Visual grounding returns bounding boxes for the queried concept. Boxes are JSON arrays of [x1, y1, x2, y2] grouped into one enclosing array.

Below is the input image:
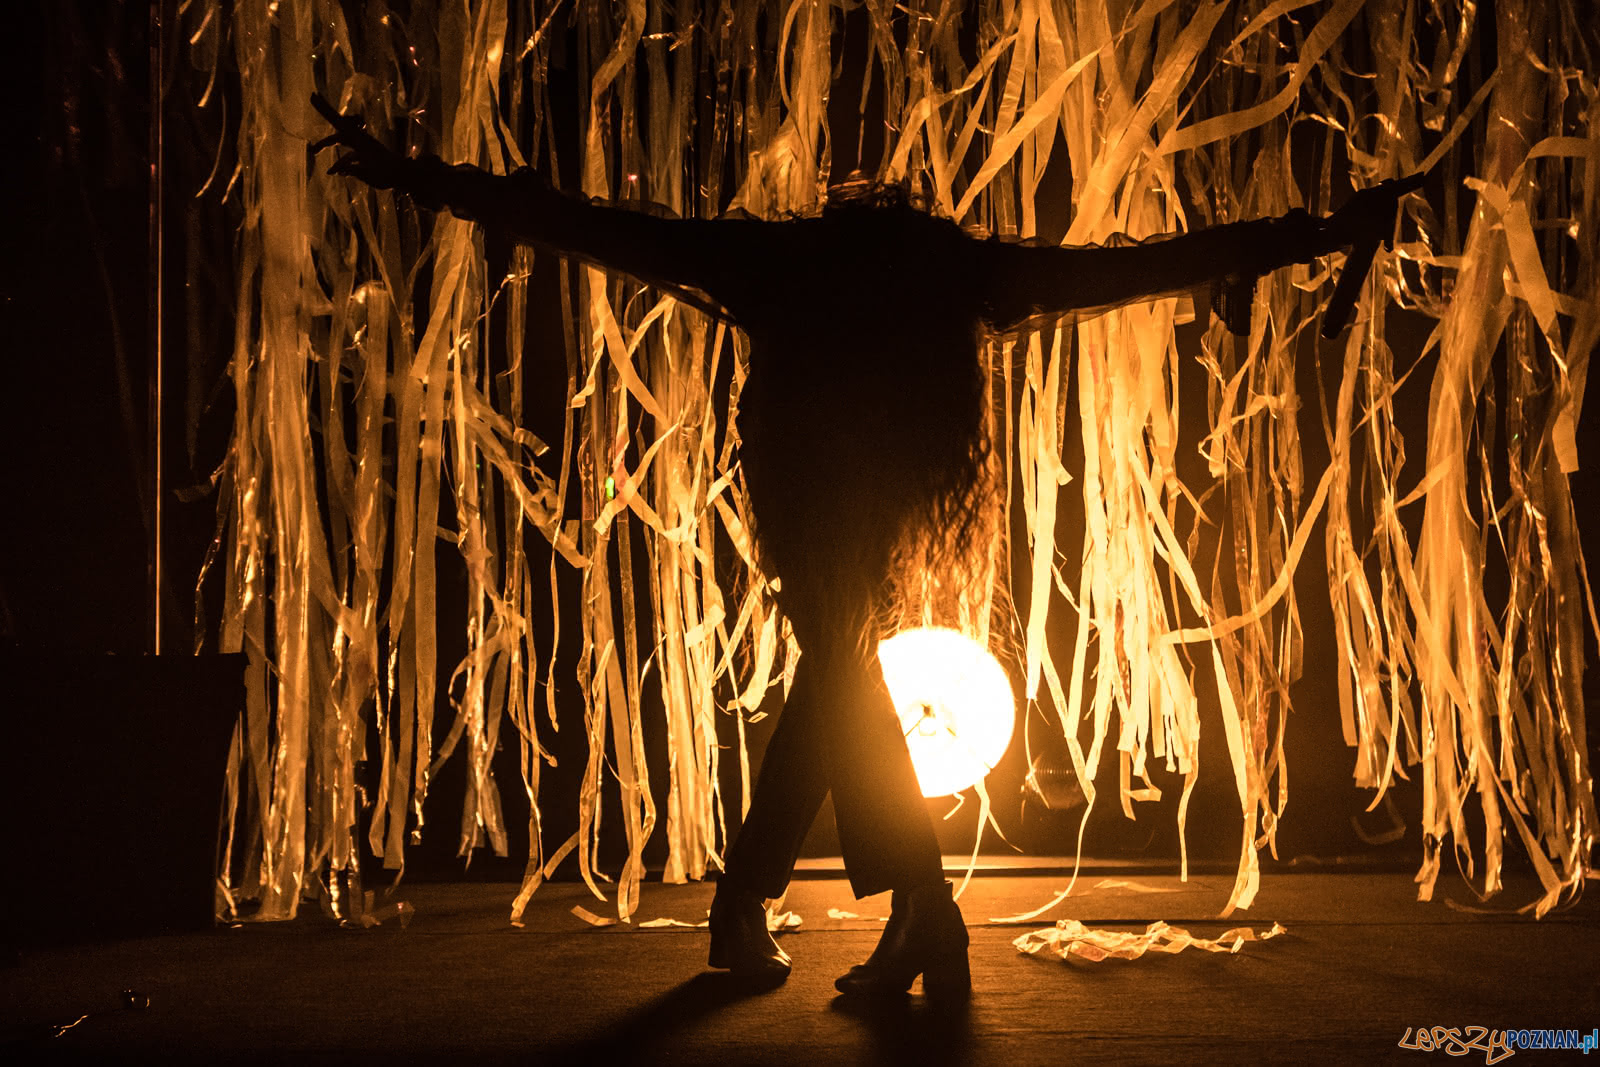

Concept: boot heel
[[921, 949, 971, 1003], [707, 888, 791, 984]]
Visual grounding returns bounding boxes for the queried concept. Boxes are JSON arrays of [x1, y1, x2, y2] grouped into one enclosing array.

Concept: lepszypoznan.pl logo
[[1398, 1027, 1599, 1063]]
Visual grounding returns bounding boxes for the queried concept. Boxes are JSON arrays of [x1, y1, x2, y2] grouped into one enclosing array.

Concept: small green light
[[605, 475, 616, 500]]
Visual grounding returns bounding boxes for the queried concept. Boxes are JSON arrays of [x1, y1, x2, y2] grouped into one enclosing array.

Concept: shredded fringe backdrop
[[186, 0, 1597, 923]]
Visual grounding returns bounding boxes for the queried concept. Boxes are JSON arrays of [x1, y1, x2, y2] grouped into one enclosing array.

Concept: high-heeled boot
[[834, 881, 970, 1000], [708, 884, 792, 986]]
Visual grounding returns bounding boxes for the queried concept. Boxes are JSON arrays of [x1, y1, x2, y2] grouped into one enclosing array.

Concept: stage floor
[[4, 870, 1596, 1064]]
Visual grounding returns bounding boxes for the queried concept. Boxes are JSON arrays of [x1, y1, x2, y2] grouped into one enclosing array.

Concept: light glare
[[878, 628, 1016, 798]]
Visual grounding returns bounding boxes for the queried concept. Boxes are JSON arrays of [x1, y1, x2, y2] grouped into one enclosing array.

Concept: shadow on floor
[[546, 969, 977, 1066], [830, 991, 975, 1065], [545, 971, 781, 1064]]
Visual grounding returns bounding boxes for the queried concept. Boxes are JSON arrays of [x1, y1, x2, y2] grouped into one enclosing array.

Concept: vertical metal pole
[[148, 0, 164, 655]]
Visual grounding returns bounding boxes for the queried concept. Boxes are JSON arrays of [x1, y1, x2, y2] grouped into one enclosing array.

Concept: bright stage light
[[877, 628, 1016, 798]]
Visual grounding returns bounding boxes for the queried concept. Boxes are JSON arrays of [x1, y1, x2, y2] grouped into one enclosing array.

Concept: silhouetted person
[[313, 93, 1415, 1001]]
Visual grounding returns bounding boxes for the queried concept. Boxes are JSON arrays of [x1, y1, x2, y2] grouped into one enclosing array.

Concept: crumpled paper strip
[[1014, 920, 1286, 962]]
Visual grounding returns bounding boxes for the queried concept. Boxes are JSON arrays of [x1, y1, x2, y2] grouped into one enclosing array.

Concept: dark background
[[3, 1, 1595, 920]]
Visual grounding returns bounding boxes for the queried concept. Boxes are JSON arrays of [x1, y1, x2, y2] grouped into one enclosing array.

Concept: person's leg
[[720, 660, 831, 897], [824, 646, 970, 1002], [822, 649, 943, 899], [711, 608, 968, 999], [709, 655, 831, 984], [723, 639, 944, 899]]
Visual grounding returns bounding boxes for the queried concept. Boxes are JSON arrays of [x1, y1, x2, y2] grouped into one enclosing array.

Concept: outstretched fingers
[[309, 91, 346, 129], [309, 93, 363, 150], [308, 93, 404, 189], [1370, 173, 1426, 249], [1328, 172, 1425, 252], [1391, 171, 1428, 197]]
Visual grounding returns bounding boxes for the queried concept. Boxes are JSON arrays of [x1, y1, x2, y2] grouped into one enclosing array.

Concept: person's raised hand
[[1325, 172, 1426, 252], [310, 93, 408, 190], [1317, 173, 1426, 338]]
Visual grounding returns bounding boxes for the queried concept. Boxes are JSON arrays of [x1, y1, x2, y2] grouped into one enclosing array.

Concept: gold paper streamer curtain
[[190, 0, 1596, 921]]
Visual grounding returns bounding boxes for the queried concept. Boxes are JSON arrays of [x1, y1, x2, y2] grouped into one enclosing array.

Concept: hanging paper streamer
[[187, 0, 1595, 924]]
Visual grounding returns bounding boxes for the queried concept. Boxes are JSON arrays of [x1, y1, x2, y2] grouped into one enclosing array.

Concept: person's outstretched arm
[[311, 95, 767, 320], [971, 176, 1422, 333]]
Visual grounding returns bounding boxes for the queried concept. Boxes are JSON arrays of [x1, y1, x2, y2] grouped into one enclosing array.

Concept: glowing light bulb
[[877, 628, 1015, 798]]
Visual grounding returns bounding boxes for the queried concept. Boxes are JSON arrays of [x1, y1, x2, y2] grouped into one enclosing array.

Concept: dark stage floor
[[4, 869, 1596, 1064]]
